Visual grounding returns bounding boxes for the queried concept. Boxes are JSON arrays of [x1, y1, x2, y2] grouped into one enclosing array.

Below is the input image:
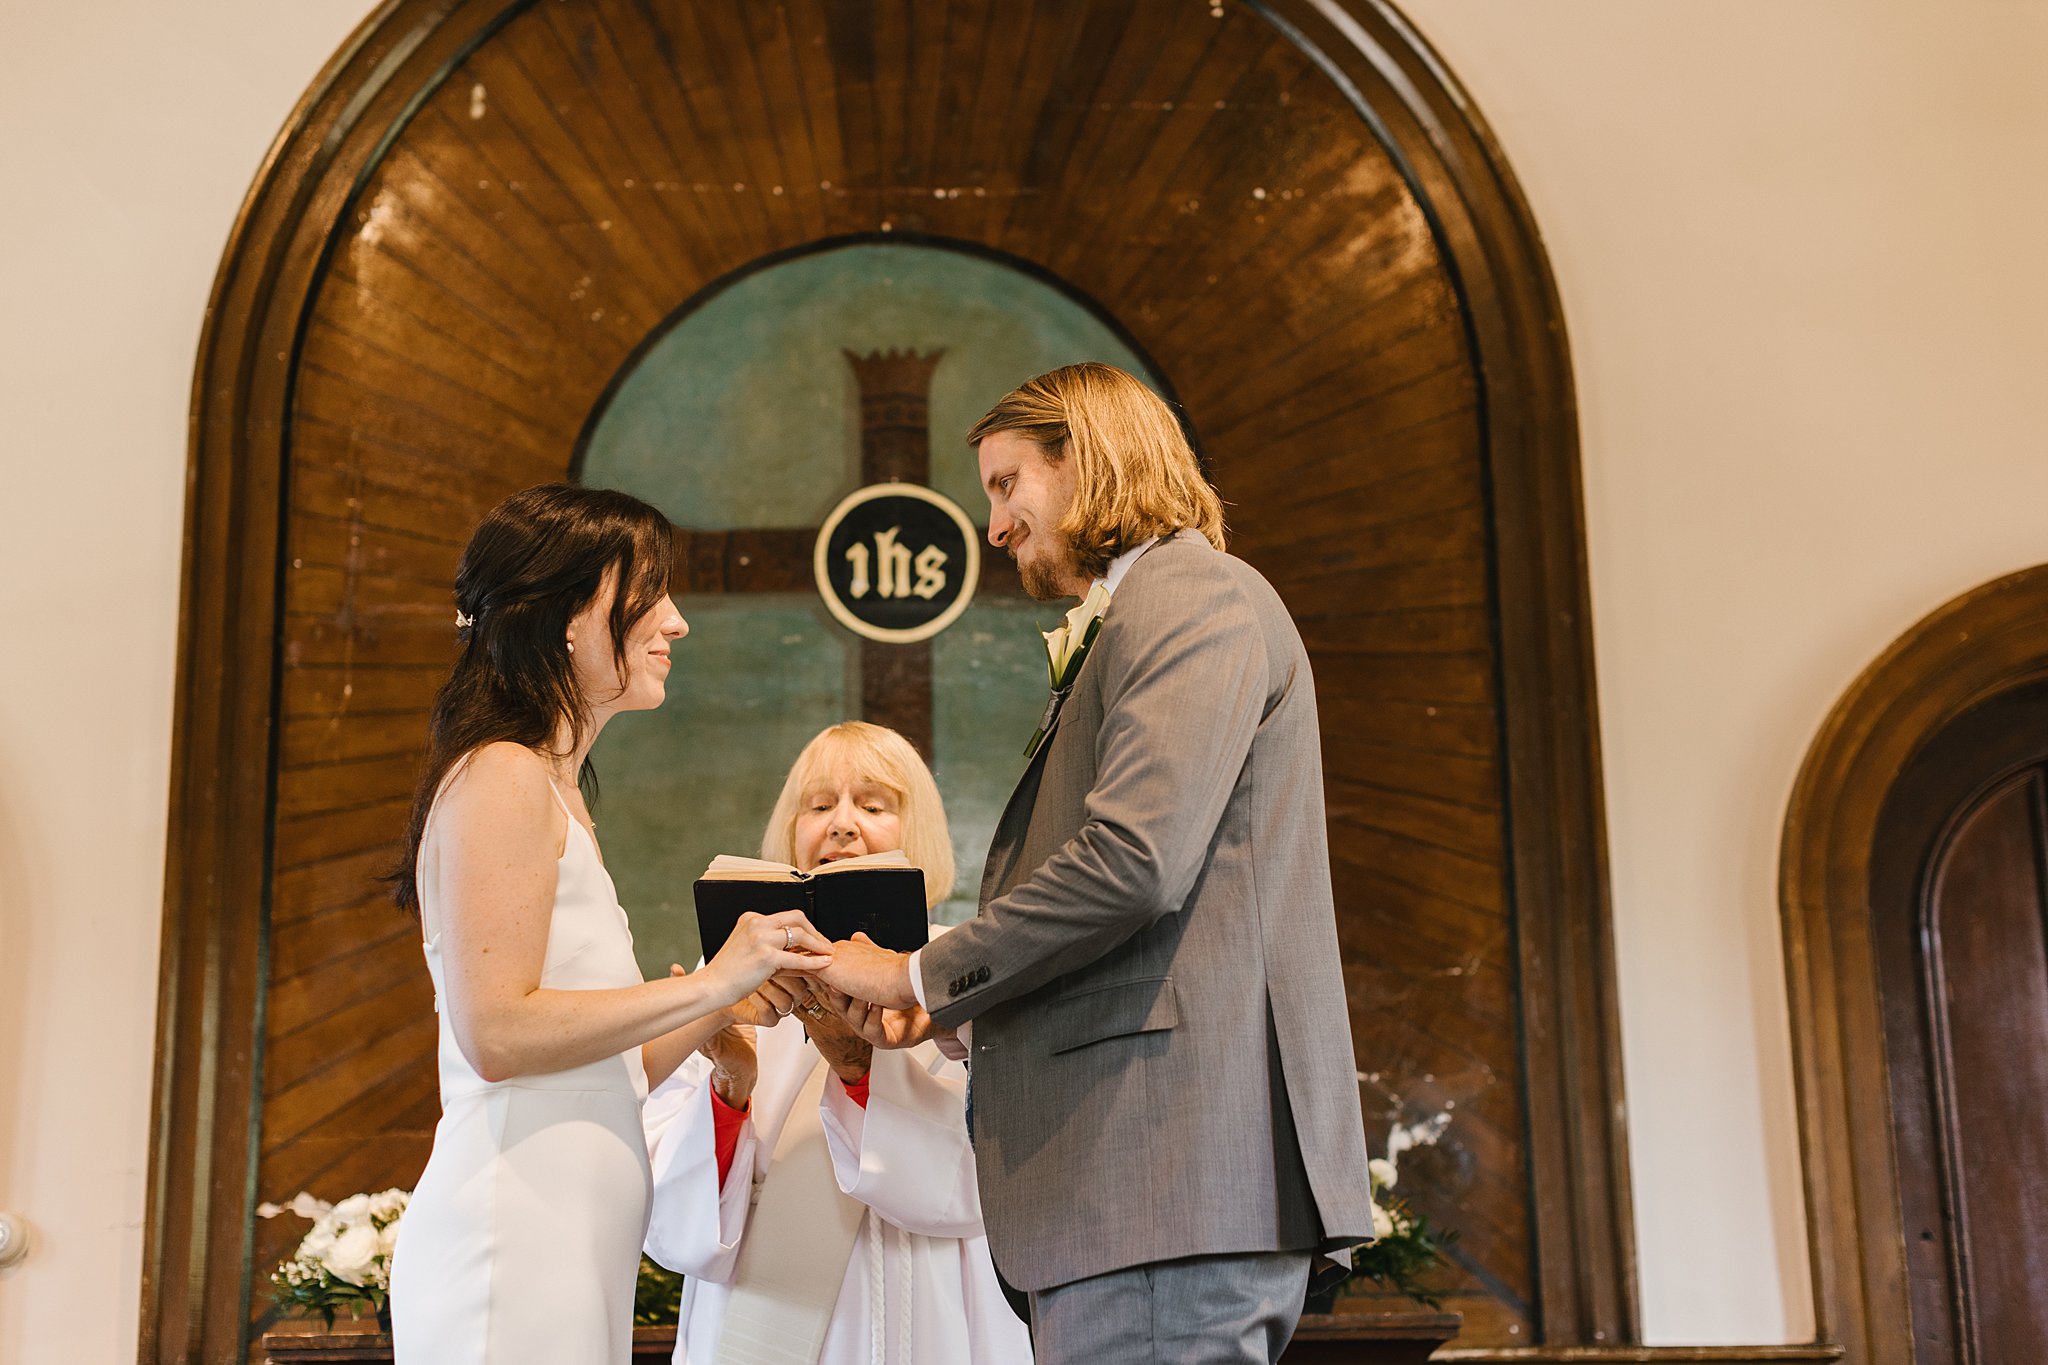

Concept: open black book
[[693, 850, 929, 957]]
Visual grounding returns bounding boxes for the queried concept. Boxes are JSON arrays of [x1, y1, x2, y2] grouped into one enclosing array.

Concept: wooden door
[[1872, 680, 2048, 1363]]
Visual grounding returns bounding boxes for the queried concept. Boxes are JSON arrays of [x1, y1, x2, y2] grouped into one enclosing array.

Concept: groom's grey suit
[[918, 530, 1372, 1309]]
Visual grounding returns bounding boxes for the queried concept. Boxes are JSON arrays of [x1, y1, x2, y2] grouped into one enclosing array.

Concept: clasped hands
[[690, 919, 947, 1108], [768, 929, 941, 1052]]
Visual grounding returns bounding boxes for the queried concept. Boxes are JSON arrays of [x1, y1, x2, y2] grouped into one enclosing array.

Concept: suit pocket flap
[[1045, 977, 1179, 1055]]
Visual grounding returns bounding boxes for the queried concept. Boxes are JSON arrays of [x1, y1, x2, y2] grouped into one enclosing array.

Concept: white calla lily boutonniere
[[1026, 582, 1114, 758]]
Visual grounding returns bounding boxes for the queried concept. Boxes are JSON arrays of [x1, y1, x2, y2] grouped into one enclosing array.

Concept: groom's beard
[[1018, 553, 1067, 601]]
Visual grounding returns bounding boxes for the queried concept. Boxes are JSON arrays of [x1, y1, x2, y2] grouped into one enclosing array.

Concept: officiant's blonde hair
[[761, 722, 955, 909], [967, 362, 1226, 580]]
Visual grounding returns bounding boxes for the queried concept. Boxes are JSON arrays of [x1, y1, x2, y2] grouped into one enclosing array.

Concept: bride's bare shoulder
[[438, 743, 555, 824]]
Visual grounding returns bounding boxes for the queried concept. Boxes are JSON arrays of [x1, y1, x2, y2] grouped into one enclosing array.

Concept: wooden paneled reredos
[[152, 2, 1622, 1359]]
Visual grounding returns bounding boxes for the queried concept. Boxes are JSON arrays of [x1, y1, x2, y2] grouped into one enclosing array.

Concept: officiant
[[642, 722, 1033, 1365]]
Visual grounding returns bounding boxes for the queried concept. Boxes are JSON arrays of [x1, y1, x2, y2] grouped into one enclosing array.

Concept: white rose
[[1371, 1201, 1395, 1240], [332, 1192, 373, 1222], [299, 1220, 337, 1263], [323, 1223, 381, 1287], [1368, 1157, 1398, 1192], [376, 1219, 402, 1265]]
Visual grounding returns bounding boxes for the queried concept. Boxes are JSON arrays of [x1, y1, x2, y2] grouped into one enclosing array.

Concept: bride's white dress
[[390, 782, 651, 1364]]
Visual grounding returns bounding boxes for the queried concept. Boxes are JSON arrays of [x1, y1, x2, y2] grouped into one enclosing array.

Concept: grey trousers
[[1027, 1250, 1313, 1365]]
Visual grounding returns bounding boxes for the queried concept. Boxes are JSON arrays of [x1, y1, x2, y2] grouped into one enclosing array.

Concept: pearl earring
[[566, 639, 575, 654]]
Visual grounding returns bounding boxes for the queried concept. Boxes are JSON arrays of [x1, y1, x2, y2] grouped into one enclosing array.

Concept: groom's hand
[[812, 931, 919, 1010], [816, 985, 942, 1051]]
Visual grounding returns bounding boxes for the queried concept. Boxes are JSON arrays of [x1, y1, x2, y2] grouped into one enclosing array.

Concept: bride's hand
[[725, 989, 785, 1029], [673, 964, 784, 1031], [698, 910, 833, 1008]]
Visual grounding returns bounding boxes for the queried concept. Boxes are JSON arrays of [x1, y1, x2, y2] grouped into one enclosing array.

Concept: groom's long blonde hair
[[967, 362, 1226, 580]]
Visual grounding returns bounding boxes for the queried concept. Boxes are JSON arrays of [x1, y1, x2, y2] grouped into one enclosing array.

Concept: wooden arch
[[1780, 565, 2048, 1365], [145, 2, 1628, 1358]]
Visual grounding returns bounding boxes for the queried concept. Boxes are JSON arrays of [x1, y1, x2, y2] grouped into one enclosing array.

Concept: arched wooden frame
[[1780, 565, 2048, 1365], [143, 2, 1631, 1359]]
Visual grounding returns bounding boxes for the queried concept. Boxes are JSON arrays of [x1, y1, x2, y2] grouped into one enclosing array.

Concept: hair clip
[[455, 610, 476, 629]]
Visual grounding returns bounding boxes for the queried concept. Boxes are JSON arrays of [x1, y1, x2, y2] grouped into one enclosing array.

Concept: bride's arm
[[431, 743, 831, 1082]]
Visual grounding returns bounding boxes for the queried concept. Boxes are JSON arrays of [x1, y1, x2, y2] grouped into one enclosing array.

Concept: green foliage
[[1350, 1197, 1458, 1310], [270, 1271, 388, 1331], [634, 1255, 685, 1326]]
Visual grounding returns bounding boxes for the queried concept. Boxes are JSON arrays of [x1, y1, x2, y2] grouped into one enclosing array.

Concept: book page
[[700, 854, 801, 879], [810, 849, 913, 875], [698, 849, 912, 879]]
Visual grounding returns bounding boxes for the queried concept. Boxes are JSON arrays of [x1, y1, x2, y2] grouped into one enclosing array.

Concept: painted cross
[[664, 348, 1023, 759]]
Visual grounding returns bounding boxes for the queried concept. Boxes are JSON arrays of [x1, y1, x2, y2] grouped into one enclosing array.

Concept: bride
[[387, 483, 834, 1364]]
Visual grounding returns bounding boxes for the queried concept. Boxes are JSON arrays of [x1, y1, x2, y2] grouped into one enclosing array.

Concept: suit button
[[949, 979, 963, 998], [976, 966, 990, 983]]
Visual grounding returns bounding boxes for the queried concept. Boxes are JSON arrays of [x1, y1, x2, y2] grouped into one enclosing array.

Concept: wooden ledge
[[259, 1326, 678, 1363], [1438, 1348, 1842, 1363], [259, 1319, 1841, 1364]]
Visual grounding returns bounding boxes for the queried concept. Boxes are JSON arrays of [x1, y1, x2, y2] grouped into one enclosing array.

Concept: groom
[[816, 363, 1371, 1363]]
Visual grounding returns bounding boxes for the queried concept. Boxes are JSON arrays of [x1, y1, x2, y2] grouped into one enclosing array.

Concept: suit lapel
[[978, 539, 1178, 908], [979, 707, 1063, 905]]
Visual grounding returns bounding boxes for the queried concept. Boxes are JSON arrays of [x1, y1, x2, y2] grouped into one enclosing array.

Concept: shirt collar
[[1093, 536, 1161, 598]]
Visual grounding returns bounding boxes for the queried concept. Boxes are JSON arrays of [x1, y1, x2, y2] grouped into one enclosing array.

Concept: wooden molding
[[1438, 1350, 1841, 1364], [142, 6, 538, 1361], [267, 1318, 1843, 1365], [1778, 564, 2048, 1364], [1259, 0, 1635, 1342], [252, 1325, 1841, 1365], [155, 0, 1635, 1353]]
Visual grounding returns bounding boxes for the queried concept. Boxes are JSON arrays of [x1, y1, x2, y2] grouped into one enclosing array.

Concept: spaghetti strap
[[547, 779, 602, 864], [544, 780, 576, 817]]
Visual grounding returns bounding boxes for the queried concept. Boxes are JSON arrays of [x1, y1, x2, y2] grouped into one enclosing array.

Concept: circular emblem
[[813, 482, 981, 643]]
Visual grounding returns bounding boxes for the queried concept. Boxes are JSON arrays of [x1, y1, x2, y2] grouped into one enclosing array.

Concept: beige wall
[[0, 2, 377, 1359], [4, 0, 2046, 1357], [1401, 0, 2048, 1343]]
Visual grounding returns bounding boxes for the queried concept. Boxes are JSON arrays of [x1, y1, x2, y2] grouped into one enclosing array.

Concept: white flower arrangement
[[1369, 1157, 1402, 1240], [1328, 1113, 1457, 1308], [258, 1188, 409, 1326]]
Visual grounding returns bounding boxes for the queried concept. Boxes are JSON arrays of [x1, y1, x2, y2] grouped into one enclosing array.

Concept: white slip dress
[[390, 781, 652, 1364]]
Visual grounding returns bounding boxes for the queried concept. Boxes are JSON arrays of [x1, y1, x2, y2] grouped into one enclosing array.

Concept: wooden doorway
[[1871, 680, 2048, 1362], [1782, 565, 2048, 1365]]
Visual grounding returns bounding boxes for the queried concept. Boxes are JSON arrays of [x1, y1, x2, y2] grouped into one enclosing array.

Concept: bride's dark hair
[[390, 483, 674, 915]]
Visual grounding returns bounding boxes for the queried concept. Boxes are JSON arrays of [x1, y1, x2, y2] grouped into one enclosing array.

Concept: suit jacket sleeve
[[922, 554, 1268, 1026]]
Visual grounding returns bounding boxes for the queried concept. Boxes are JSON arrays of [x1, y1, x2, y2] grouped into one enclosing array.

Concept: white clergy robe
[[643, 1011, 1034, 1365]]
